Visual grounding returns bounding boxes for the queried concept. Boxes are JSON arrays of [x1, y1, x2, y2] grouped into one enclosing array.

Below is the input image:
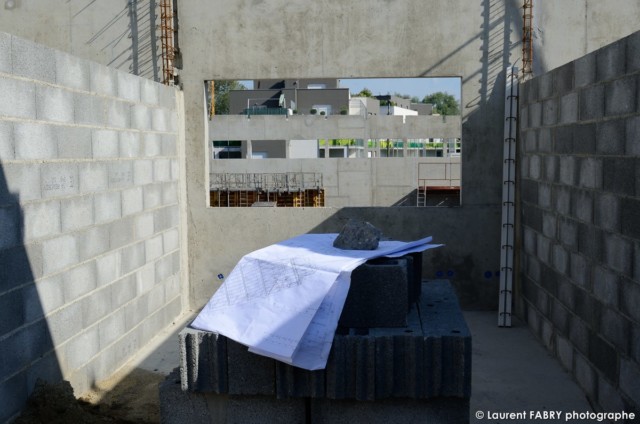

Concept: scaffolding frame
[[160, 0, 176, 85], [522, 0, 534, 79]]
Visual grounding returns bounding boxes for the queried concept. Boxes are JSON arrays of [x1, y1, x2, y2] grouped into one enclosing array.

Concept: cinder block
[[55, 50, 90, 91], [558, 217, 578, 249], [63, 329, 100, 372], [553, 126, 573, 154], [600, 308, 629, 354], [596, 38, 626, 81], [152, 108, 170, 131], [135, 212, 155, 239], [556, 276, 575, 310], [117, 71, 141, 102], [339, 257, 409, 328], [0, 121, 13, 161], [573, 123, 596, 154], [162, 182, 178, 205], [521, 179, 538, 204], [154, 158, 172, 182], [597, 119, 625, 154], [162, 134, 177, 156], [577, 223, 602, 260], [542, 212, 556, 238], [14, 122, 57, 160], [578, 157, 603, 189], [598, 373, 625, 412], [588, 333, 618, 384], [143, 133, 162, 157], [604, 233, 632, 276], [108, 216, 134, 249], [528, 154, 541, 180], [0, 289, 25, 339], [553, 244, 573, 276], [95, 251, 120, 287], [520, 156, 530, 179], [92, 129, 119, 158], [131, 104, 151, 130], [574, 51, 596, 88], [159, 84, 177, 109], [559, 92, 578, 124], [542, 98, 557, 126], [22, 200, 60, 242], [145, 234, 163, 262], [536, 235, 551, 264], [0, 32, 11, 74], [98, 308, 125, 349], [94, 191, 122, 224], [592, 265, 618, 308], [554, 62, 574, 95], [41, 163, 79, 199], [121, 186, 144, 216], [0, 76, 36, 120], [141, 78, 160, 105], [135, 262, 156, 295], [227, 339, 275, 395], [42, 234, 78, 275], [276, 361, 325, 399], [538, 127, 552, 152], [523, 227, 537, 255], [555, 334, 573, 372], [11, 35, 55, 83], [523, 129, 536, 152], [605, 76, 636, 117], [528, 101, 542, 128], [154, 205, 179, 233], [558, 156, 576, 186], [572, 189, 593, 223], [569, 252, 588, 287], [79, 162, 108, 193], [90, 62, 117, 96], [36, 85, 74, 123], [48, 300, 83, 345], [579, 84, 604, 121], [539, 72, 554, 99], [160, 368, 215, 424], [626, 115, 640, 155], [106, 99, 131, 128], [111, 274, 137, 308], [147, 280, 166, 312], [163, 228, 179, 253], [121, 241, 146, 275], [134, 159, 154, 185], [81, 286, 112, 329], [171, 159, 180, 180], [179, 327, 228, 393], [544, 155, 557, 182], [63, 261, 97, 301], [621, 198, 640, 241], [56, 127, 93, 159], [74, 93, 104, 126], [108, 161, 133, 189], [61, 195, 94, 231], [155, 253, 174, 281], [143, 183, 162, 210], [604, 157, 635, 196], [78, 225, 110, 262], [594, 193, 620, 232], [119, 131, 141, 158], [0, 368, 28, 424]]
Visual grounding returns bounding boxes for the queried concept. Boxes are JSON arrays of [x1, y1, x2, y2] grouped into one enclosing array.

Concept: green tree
[[212, 80, 246, 115], [410, 96, 420, 103], [354, 88, 373, 97], [422, 92, 460, 115]]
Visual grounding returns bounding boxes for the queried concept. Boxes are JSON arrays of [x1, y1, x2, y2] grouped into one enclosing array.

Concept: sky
[[338, 78, 461, 101], [238, 77, 461, 102]]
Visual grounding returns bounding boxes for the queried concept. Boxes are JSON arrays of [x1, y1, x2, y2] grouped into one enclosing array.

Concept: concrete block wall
[[0, 33, 183, 423], [519, 31, 640, 415]]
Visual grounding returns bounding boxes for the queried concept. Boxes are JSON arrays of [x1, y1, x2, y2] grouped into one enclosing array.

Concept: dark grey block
[[339, 257, 409, 328], [179, 327, 227, 393], [275, 361, 325, 399], [227, 339, 275, 396]]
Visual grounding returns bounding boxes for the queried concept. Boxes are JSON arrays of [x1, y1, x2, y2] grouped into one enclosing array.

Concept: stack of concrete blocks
[[0, 33, 183, 422], [519, 30, 640, 415], [160, 272, 471, 424]]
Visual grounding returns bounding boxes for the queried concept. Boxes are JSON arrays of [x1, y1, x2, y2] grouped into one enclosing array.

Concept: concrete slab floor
[[466, 311, 593, 424], [90, 310, 592, 423]]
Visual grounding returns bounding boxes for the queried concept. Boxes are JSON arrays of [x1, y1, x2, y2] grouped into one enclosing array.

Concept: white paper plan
[[190, 233, 441, 370]]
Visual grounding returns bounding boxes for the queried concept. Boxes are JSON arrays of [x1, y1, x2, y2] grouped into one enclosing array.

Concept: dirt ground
[[15, 367, 166, 424]]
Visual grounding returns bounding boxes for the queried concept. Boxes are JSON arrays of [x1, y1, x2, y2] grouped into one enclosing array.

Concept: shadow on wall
[[82, 0, 161, 81], [0, 163, 62, 423]]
